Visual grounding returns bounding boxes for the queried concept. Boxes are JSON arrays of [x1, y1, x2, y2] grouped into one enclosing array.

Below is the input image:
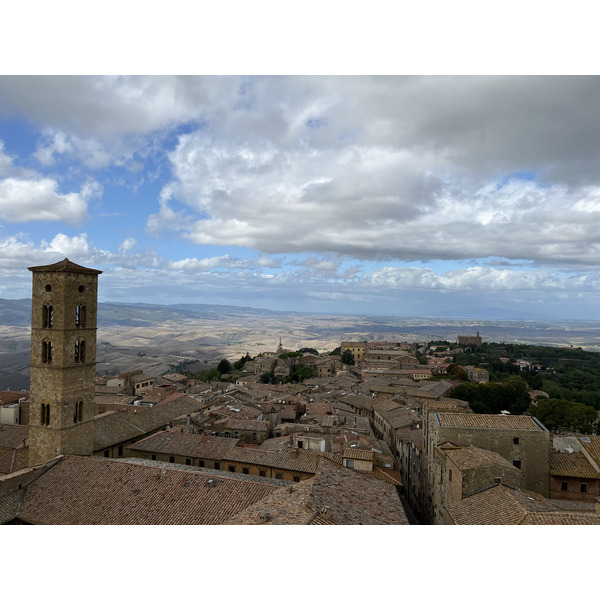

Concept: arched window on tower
[[43, 304, 54, 328], [41, 403, 50, 426], [74, 400, 83, 423], [75, 339, 86, 363], [42, 341, 53, 364], [76, 304, 86, 328]]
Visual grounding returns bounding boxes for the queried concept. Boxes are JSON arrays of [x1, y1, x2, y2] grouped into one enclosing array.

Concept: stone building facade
[[426, 412, 550, 499], [27, 259, 102, 465]]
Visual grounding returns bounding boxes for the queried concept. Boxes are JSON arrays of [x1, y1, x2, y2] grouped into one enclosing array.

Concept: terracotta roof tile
[[550, 451, 600, 479], [226, 458, 409, 525], [445, 446, 516, 472], [446, 485, 558, 525], [0, 424, 29, 449], [436, 413, 546, 431], [17, 455, 282, 525]]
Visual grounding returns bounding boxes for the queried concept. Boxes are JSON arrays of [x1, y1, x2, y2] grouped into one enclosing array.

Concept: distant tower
[[277, 337, 283, 354], [28, 258, 102, 465]]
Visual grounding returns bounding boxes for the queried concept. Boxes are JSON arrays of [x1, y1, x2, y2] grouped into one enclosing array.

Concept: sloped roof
[[16, 455, 283, 525], [444, 446, 516, 472], [521, 512, 600, 525], [0, 424, 29, 449], [225, 457, 409, 525], [0, 488, 25, 524], [28, 258, 102, 274], [93, 395, 202, 450], [436, 413, 546, 431], [128, 431, 240, 458], [446, 485, 558, 525], [549, 451, 600, 479]]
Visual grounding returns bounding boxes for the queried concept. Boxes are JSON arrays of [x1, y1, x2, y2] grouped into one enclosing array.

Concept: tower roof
[[28, 258, 102, 275]]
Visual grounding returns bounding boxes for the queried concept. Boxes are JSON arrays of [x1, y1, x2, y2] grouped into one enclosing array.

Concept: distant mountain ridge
[[430, 306, 552, 320]]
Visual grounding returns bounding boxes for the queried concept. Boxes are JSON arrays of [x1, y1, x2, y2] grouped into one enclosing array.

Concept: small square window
[[513, 437, 519, 445], [243, 467, 249, 475], [275, 472, 283, 479], [561, 481, 568, 491], [104, 450, 109, 457], [169, 456, 175, 463], [581, 483, 588, 493], [151, 454, 157, 461], [198, 460, 205, 468], [293, 476, 300, 482], [185, 458, 191, 465], [229, 465, 236, 472], [214, 462, 220, 470], [259, 470, 266, 477], [513, 460, 521, 469], [118, 445, 124, 457]]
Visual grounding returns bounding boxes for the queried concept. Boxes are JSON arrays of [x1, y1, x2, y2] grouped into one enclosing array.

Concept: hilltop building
[[457, 332, 482, 348]]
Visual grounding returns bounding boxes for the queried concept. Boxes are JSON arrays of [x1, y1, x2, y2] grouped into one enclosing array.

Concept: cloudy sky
[[1, 75, 600, 318]]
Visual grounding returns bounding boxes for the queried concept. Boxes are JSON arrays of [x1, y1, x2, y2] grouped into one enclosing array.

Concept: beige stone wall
[[429, 424, 550, 497], [28, 266, 99, 465]]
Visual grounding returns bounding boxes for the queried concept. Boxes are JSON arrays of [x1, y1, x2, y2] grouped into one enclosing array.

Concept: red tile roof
[[16, 455, 283, 525]]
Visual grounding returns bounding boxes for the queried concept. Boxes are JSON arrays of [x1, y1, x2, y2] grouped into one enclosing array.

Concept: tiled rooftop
[[521, 512, 600, 525], [226, 457, 409, 525], [128, 431, 240, 458], [0, 424, 29, 449], [444, 446, 516, 471], [446, 485, 558, 525], [0, 446, 29, 475], [436, 413, 546, 431], [224, 418, 270, 431], [549, 451, 600, 479], [16, 455, 283, 525], [93, 395, 202, 450], [579, 435, 600, 466]]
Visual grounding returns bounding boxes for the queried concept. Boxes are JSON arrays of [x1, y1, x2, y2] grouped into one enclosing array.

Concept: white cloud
[[0, 177, 100, 226], [118, 238, 137, 254]]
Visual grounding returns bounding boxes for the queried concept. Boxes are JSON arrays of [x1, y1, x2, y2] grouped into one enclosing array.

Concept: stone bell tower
[[28, 258, 102, 465]]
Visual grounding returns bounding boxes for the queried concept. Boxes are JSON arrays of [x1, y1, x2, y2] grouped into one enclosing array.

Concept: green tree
[[298, 347, 319, 355], [293, 365, 315, 382], [529, 397, 597, 434], [341, 349, 355, 365], [217, 359, 232, 374]]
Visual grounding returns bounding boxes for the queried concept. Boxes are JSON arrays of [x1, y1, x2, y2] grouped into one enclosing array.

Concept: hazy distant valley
[[2, 298, 600, 391]]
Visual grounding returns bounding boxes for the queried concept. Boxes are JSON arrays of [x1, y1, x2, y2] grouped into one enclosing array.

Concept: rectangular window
[[513, 460, 521, 470], [449, 469, 453, 482], [513, 437, 520, 445], [293, 476, 300, 482], [581, 483, 588, 493], [346, 459, 354, 469], [169, 456, 175, 463], [214, 462, 220, 470], [259, 470, 266, 477], [185, 458, 191, 465], [561, 481, 568, 491], [198, 460, 205, 468], [229, 465, 236, 472], [104, 450, 109, 457], [118, 445, 123, 457], [151, 454, 157, 461], [242, 467, 249, 475], [275, 472, 283, 479]]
